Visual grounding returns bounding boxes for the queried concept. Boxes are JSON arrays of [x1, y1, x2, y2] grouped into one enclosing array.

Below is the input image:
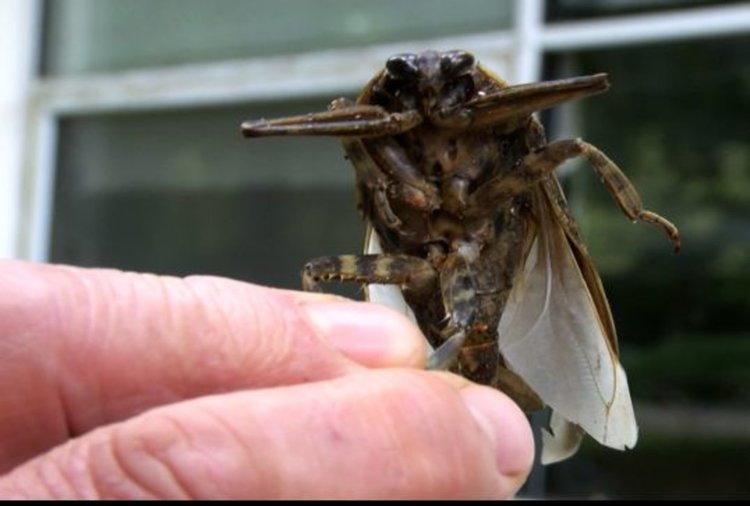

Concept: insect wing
[[496, 191, 638, 460], [541, 411, 585, 465]]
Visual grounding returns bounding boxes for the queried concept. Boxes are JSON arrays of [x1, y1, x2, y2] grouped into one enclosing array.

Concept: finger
[[0, 369, 534, 499], [0, 260, 426, 472]]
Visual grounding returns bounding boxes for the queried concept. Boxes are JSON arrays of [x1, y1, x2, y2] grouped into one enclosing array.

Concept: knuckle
[[84, 417, 197, 498]]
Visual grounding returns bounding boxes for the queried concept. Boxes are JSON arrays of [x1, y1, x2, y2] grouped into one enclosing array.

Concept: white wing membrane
[[541, 411, 585, 465], [364, 202, 637, 460], [497, 195, 638, 454]]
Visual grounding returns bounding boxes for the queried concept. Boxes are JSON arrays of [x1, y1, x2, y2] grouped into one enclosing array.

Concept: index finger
[[0, 260, 426, 472]]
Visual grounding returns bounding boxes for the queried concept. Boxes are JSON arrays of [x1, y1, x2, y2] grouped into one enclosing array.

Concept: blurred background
[[1, 0, 748, 499]]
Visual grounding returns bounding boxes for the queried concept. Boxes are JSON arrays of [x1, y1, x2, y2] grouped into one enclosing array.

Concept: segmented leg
[[361, 136, 440, 210], [342, 136, 404, 227], [435, 74, 609, 130], [578, 140, 681, 251], [343, 135, 438, 230], [426, 251, 478, 370], [302, 254, 437, 298], [322, 97, 438, 229], [241, 102, 422, 138], [466, 138, 585, 216], [467, 138, 681, 251]]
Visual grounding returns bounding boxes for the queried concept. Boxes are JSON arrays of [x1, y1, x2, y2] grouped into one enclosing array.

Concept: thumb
[[0, 369, 534, 499]]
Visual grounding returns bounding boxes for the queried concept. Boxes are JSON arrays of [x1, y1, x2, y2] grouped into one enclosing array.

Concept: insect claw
[[426, 330, 466, 370], [301, 270, 322, 292]]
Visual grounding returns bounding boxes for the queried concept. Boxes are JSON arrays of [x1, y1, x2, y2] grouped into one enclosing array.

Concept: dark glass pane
[[546, 0, 746, 22], [541, 35, 749, 499], [43, 0, 513, 76], [546, 36, 749, 343], [51, 101, 366, 294]]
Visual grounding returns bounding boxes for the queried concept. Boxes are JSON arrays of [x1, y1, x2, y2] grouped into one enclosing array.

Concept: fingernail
[[301, 301, 426, 368], [460, 385, 535, 479]]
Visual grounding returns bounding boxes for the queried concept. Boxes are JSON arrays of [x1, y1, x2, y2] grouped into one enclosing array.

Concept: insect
[[241, 50, 680, 463]]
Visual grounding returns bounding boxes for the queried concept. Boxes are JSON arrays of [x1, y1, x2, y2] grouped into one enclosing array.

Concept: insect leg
[[555, 139, 681, 251], [302, 254, 437, 296], [344, 136, 439, 221], [435, 74, 609, 130], [465, 140, 582, 217], [358, 136, 442, 211], [427, 253, 476, 370], [241, 104, 422, 138], [467, 138, 681, 251], [523, 139, 680, 252], [426, 330, 467, 370]]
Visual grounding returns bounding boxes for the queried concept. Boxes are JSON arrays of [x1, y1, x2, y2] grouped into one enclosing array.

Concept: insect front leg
[[241, 100, 422, 138], [302, 254, 437, 298], [435, 74, 609, 130]]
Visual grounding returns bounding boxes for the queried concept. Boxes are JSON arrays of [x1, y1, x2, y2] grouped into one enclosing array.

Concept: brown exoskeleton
[[242, 50, 680, 463]]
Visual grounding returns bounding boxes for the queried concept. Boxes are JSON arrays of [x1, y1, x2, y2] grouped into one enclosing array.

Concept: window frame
[[4, 0, 749, 262]]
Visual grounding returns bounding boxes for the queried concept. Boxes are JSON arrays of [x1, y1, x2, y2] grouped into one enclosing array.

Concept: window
[[20, 0, 516, 284], [5, 0, 749, 498], [543, 34, 750, 499]]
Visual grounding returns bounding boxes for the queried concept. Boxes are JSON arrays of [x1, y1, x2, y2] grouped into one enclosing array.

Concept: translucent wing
[[497, 190, 638, 464], [362, 226, 421, 329], [541, 411, 585, 465]]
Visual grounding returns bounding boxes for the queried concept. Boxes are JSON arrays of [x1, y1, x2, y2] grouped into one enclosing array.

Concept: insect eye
[[386, 54, 420, 80], [440, 50, 475, 77]]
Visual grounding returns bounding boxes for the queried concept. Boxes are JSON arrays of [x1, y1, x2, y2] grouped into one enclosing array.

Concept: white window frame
[[3, 0, 749, 261]]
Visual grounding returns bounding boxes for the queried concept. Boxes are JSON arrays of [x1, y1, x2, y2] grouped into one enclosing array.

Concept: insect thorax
[[355, 93, 538, 363]]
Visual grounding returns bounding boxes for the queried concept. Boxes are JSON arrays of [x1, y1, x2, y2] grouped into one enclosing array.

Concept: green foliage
[[622, 334, 750, 406], [550, 435, 750, 499], [559, 36, 750, 341]]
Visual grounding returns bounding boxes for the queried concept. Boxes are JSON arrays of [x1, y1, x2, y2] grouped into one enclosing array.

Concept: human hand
[[0, 260, 533, 499]]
